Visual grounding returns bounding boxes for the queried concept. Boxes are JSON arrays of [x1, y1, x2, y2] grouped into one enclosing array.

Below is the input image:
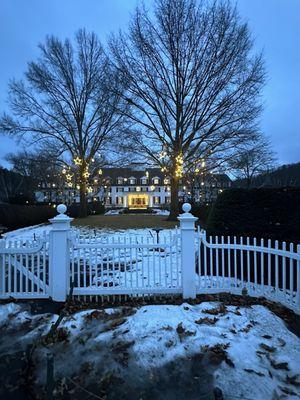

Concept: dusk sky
[[0, 0, 299, 167]]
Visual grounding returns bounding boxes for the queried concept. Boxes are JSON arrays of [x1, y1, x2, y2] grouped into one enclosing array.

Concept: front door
[[128, 194, 149, 209]]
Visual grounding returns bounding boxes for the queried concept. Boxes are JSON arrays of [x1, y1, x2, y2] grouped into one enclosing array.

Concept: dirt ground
[[72, 214, 178, 230]]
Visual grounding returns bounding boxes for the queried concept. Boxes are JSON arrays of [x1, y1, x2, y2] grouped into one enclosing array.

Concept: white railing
[[0, 238, 49, 299], [196, 228, 300, 312], [0, 203, 299, 314]]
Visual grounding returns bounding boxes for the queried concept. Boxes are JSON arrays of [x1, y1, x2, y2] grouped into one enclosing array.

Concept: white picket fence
[[0, 203, 299, 313], [195, 229, 300, 311]]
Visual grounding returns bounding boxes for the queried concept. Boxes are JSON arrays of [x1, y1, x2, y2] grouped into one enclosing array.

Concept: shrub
[[206, 188, 300, 243], [190, 204, 212, 226]]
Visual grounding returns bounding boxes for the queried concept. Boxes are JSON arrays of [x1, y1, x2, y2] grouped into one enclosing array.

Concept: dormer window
[[129, 176, 136, 184], [117, 177, 123, 185], [141, 176, 148, 185], [152, 177, 160, 185]]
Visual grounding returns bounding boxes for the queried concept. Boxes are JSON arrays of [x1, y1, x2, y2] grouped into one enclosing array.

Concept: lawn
[[72, 214, 178, 230]]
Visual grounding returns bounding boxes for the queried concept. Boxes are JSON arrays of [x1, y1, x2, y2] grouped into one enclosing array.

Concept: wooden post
[[49, 204, 73, 302], [178, 203, 198, 299]]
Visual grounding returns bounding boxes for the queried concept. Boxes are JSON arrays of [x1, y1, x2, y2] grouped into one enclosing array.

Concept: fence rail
[[0, 203, 299, 314]]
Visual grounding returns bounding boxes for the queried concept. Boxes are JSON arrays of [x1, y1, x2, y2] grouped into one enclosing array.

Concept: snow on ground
[[104, 209, 170, 216], [3, 223, 174, 241], [3, 223, 52, 241], [0, 301, 299, 399]]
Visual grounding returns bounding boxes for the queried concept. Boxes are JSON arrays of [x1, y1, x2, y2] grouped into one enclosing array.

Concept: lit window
[[152, 177, 160, 185], [117, 177, 123, 185]]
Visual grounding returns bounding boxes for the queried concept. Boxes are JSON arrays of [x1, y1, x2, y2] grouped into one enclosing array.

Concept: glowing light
[[62, 168, 66, 174], [74, 157, 82, 165], [150, 185, 155, 191], [83, 170, 90, 179], [98, 169, 103, 175]]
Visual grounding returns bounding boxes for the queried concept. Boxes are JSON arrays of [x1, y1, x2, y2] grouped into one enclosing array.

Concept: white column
[[49, 204, 73, 302], [178, 203, 198, 299], [149, 195, 153, 207]]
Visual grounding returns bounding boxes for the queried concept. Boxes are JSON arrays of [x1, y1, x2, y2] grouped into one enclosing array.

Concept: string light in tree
[[73, 156, 82, 166], [175, 153, 184, 178]]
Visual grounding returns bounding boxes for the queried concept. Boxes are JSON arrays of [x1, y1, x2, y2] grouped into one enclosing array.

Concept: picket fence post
[[178, 203, 198, 299], [49, 204, 73, 302]]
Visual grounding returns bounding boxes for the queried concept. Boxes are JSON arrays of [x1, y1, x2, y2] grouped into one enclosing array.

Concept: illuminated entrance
[[128, 194, 149, 209]]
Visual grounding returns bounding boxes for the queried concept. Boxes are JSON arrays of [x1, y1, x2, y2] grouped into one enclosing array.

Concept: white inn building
[[35, 167, 232, 209]]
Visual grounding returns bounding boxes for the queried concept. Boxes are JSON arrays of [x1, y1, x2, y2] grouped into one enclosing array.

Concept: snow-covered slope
[[0, 301, 299, 399]]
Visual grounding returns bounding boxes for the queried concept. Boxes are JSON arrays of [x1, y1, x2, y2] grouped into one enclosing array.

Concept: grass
[[72, 214, 178, 230]]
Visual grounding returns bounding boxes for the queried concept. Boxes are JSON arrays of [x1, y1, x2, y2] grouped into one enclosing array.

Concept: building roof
[[101, 168, 164, 185], [101, 168, 231, 186]]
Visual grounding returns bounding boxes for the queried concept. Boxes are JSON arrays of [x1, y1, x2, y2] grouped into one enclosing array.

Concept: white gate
[[0, 238, 49, 299], [70, 231, 182, 296]]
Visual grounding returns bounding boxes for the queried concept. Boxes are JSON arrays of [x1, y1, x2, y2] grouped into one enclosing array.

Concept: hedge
[[0, 204, 57, 231], [67, 202, 105, 218], [0, 201, 106, 232], [206, 188, 300, 243]]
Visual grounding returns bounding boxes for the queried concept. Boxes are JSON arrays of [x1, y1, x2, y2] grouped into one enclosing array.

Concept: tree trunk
[[79, 178, 87, 218], [168, 176, 180, 221]]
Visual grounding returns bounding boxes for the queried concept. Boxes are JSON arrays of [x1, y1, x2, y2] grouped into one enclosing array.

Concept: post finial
[[57, 204, 67, 215], [182, 203, 191, 213]]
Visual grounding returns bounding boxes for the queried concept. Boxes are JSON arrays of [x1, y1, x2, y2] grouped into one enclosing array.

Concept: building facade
[[35, 167, 232, 209]]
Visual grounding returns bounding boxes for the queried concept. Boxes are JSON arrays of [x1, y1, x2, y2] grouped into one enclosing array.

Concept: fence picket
[[290, 243, 294, 304], [282, 242, 287, 298], [275, 240, 279, 292], [261, 239, 264, 295]]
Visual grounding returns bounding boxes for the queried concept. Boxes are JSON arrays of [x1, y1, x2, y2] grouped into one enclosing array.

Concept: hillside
[[234, 162, 300, 188]]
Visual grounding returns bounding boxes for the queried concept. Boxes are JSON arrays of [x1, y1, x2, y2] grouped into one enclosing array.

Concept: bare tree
[[0, 29, 127, 217], [0, 167, 34, 203], [229, 135, 277, 188], [110, 0, 265, 219]]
